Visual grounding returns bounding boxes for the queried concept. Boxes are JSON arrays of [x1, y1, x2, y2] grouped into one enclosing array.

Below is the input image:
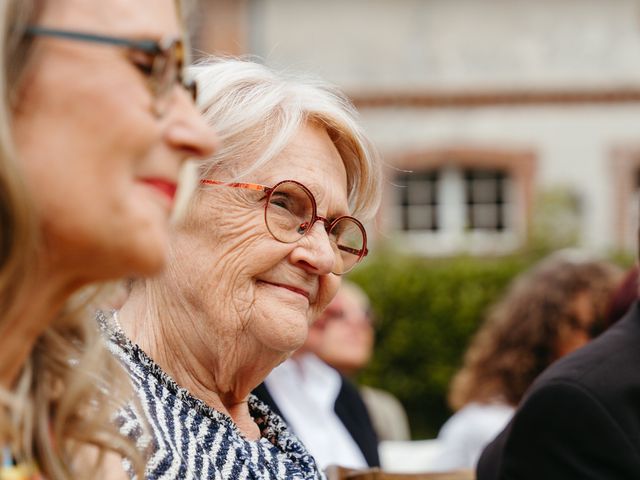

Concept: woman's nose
[[290, 221, 336, 275], [164, 88, 218, 160]]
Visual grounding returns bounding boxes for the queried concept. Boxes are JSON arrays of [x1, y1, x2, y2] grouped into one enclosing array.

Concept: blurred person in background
[[311, 281, 411, 443], [254, 281, 398, 470], [604, 264, 639, 328], [0, 0, 216, 478], [477, 254, 640, 479], [430, 253, 622, 472], [101, 57, 381, 479]]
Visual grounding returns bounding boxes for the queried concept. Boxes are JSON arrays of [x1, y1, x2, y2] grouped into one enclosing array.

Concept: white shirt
[[429, 402, 515, 471], [264, 353, 369, 469]]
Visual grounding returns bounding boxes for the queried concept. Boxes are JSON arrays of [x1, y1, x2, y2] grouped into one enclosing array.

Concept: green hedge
[[348, 252, 537, 439]]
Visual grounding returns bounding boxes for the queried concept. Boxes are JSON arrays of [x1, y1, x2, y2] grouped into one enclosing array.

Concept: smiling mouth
[[141, 178, 178, 202], [259, 280, 311, 300]]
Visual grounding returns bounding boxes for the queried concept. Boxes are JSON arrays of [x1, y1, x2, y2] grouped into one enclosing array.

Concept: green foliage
[[348, 252, 536, 439], [529, 187, 582, 254], [607, 249, 637, 270]]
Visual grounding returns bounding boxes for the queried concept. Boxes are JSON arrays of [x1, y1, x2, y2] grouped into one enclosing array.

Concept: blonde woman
[[0, 0, 216, 478]]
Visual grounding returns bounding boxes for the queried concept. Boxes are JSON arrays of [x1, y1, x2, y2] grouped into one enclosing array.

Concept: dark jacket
[[477, 302, 640, 480], [253, 375, 380, 467]]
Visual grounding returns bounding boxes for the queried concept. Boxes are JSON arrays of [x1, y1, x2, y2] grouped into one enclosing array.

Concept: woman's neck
[[0, 269, 76, 387], [118, 282, 279, 441]]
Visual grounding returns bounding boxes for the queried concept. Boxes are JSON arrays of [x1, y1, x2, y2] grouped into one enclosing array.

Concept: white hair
[[189, 57, 382, 220]]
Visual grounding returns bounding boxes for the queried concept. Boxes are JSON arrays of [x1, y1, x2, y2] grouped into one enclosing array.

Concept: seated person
[[311, 281, 411, 442], [102, 57, 381, 479], [254, 282, 382, 469], [477, 271, 640, 479], [604, 264, 639, 327], [430, 253, 621, 472]]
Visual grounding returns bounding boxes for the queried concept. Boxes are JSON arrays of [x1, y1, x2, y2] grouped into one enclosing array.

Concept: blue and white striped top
[[99, 311, 324, 480]]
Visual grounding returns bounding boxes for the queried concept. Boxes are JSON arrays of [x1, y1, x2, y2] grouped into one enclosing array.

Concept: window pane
[[408, 205, 435, 230], [471, 178, 498, 203], [397, 171, 440, 231], [408, 180, 434, 204], [470, 204, 500, 230], [465, 169, 507, 231]]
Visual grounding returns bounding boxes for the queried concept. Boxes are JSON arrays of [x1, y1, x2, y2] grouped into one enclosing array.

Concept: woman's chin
[[104, 235, 168, 280], [254, 308, 310, 354], [123, 219, 172, 277]]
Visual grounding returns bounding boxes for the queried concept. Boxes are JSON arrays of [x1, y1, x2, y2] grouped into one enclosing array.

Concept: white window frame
[[392, 166, 520, 256]]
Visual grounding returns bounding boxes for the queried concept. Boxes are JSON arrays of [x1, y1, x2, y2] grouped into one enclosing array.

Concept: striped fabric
[[98, 311, 324, 480]]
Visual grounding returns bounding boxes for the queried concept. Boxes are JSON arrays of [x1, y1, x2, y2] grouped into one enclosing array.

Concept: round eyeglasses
[[201, 179, 369, 275], [24, 26, 196, 116]]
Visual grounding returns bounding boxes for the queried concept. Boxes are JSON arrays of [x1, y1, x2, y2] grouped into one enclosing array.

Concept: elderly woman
[[101, 58, 381, 478], [0, 0, 215, 478]]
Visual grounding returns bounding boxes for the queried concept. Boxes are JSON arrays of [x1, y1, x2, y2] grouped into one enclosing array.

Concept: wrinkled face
[[177, 122, 346, 354], [12, 0, 216, 281], [307, 288, 374, 374]]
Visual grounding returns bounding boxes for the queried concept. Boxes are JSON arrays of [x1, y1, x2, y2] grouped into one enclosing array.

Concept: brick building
[[193, 0, 640, 255]]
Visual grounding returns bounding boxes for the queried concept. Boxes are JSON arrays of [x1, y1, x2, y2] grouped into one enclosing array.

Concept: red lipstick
[[142, 179, 177, 201]]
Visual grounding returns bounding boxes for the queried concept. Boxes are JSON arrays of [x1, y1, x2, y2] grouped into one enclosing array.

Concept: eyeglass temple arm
[[25, 26, 161, 53], [200, 179, 269, 192], [337, 245, 368, 257]]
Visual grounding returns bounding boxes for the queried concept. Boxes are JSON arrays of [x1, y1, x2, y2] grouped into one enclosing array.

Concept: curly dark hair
[[448, 254, 622, 410]]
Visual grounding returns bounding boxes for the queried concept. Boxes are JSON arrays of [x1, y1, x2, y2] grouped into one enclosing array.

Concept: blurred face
[[307, 288, 374, 375], [555, 291, 594, 358], [12, 0, 217, 281], [175, 122, 345, 356]]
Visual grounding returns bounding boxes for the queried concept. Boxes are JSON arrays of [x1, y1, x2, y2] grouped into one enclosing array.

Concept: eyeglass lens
[[23, 27, 196, 114], [264, 181, 366, 274], [151, 40, 197, 114]]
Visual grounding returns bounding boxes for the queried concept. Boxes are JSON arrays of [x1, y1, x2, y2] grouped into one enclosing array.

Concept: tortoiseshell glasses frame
[[24, 26, 197, 115]]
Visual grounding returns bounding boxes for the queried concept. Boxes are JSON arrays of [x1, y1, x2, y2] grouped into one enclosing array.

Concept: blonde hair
[[0, 1, 142, 478], [190, 57, 382, 220]]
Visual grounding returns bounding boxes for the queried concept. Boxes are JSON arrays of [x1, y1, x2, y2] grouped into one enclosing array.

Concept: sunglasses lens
[[329, 217, 366, 274], [265, 181, 314, 243]]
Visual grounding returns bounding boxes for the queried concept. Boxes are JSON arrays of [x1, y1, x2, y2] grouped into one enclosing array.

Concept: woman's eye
[[134, 63, 153, 76], [129, 51, 155, 77], [269, 193, 295, 211]]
